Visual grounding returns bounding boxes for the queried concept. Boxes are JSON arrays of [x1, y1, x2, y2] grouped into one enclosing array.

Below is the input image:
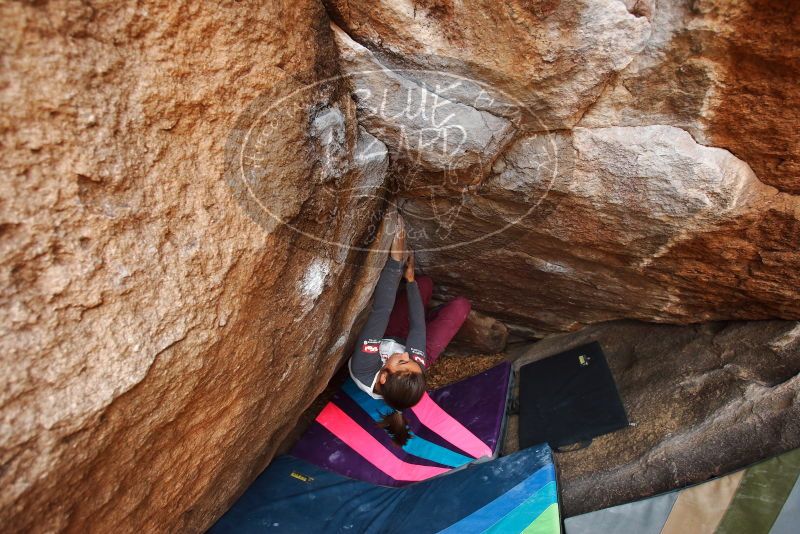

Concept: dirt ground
[[424, 351, 508, 389]]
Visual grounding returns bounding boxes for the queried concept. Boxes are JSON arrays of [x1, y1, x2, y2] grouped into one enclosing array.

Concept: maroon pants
[[383, 275, 471, 368]]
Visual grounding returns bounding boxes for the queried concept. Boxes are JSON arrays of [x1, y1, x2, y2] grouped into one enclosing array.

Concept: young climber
[[348, 215, 472, 446]]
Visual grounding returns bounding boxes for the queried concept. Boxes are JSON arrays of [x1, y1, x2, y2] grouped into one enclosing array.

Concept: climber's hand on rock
[[404, 250, 415, 282], [390, 215, 407, 262]]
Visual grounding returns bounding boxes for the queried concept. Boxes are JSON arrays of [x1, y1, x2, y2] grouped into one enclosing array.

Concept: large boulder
[[325, 0, 651, 129], [405, 125, 800, 333], [503, 319, 800, 516], [327, 0, 799, 193], [0, 1, 391, 532], [332, 24, 516, 178], [580, 0, 800, 194], [323, 0, 800, 332]]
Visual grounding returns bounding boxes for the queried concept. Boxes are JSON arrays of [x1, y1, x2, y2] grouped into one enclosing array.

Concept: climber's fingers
[[390, 215, 407, 261], [404, 250, 415, 281]]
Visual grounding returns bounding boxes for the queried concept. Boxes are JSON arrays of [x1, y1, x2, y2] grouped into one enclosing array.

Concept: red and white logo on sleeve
[[361, 341, 380, 353]]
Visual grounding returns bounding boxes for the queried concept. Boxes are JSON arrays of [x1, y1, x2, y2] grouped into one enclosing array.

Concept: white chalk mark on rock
[[300, 259, 331, 302]]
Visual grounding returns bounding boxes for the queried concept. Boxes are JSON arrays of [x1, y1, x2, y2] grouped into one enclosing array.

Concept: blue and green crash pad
[[209, 443, 560, 533]]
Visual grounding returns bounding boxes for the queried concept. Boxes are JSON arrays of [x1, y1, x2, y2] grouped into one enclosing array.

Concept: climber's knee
[[450, 296, 471, 320]]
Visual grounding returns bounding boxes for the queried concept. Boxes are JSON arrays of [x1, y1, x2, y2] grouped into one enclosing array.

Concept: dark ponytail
[[378, 411, 412, 447], [378, 369, 427, 446]]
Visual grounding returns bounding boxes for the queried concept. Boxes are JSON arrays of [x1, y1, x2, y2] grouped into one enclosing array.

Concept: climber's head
[[382, 351, 423, 375], [376, 354, 426, 446], [378, 353, 425, 405]]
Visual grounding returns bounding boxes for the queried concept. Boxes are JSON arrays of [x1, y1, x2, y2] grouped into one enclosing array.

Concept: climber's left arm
[[404, 255, 427, 368]]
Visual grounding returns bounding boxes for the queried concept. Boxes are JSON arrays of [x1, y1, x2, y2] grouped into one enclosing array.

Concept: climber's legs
[[423, 296, 471, 367], [383, 274, 470, 367], [384, 275, 433, 338]]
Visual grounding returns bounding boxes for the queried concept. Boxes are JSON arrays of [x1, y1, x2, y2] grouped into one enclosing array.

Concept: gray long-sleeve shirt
[[348, 257, 427, 399]]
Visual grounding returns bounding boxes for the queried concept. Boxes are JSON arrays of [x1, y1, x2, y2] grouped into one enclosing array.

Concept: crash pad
[[518, 342, 628, 450], [210, 442, 560, 534], [290, 361, 512, 486], [564, 447, 800, 534]]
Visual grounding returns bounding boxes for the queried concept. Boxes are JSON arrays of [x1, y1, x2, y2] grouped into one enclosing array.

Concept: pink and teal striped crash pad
[[290, 362, 512, 486]]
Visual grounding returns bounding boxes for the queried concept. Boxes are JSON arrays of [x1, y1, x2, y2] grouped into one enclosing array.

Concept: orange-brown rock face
[[580, 0, 800, 194], [327, 0, 800, 333], [0, 1, 391, 532], [326, 0, 651, 129], [705, 0, 800, 194], [403, 126, 800, 333]]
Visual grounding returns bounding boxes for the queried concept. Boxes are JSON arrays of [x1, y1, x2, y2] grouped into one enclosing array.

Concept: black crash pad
[[518, 341, 628, 450]]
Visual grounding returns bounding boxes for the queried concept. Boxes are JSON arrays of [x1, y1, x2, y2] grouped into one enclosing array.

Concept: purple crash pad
[[290, 361, 512, 486]]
